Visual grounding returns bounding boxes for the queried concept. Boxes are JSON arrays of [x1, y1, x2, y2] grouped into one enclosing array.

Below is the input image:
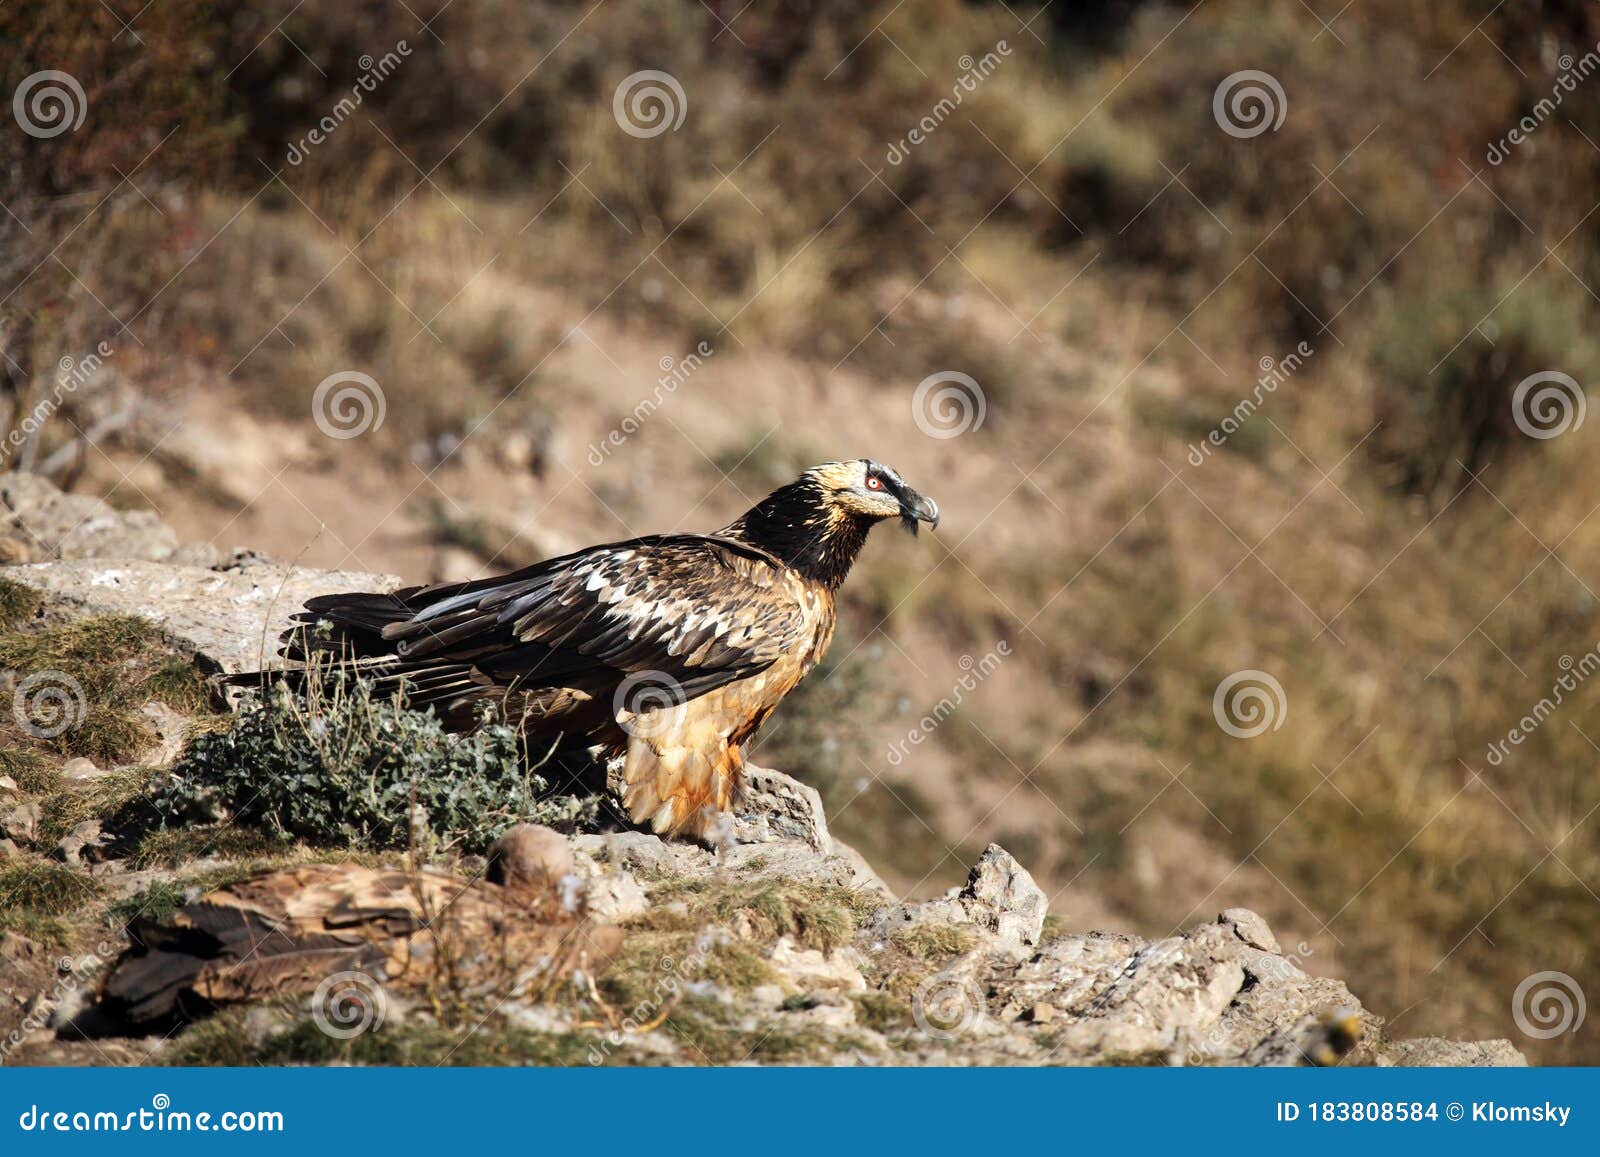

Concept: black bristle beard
[[723, 477, 875, 589]]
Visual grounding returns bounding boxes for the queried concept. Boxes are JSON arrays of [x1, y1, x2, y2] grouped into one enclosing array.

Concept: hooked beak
[[899, 490, 940, 534]]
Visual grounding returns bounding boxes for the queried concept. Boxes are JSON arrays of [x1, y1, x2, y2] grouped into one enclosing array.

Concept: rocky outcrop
[[0, 479, 1529, 1066], [6, 557, 400, 674]]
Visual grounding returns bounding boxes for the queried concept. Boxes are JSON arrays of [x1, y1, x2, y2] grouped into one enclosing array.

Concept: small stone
[[0, 838, 20, 861], [582, 870, 649, 922], [1220, 908, 1282, 954], [768, 938, 867, 993], [962, 844, 1048, 946], [0, 774, 18, 793], [56, 819, 108, 867], [750, 984, 786, 1010], [1028, 1002, 1056, 1024], [1, 801, 42, 845], [60, 757, 106, 782], [486, 824, 576, 891]]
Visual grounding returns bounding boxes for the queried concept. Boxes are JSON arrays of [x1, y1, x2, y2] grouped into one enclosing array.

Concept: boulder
[[5, 558, 400, 673]]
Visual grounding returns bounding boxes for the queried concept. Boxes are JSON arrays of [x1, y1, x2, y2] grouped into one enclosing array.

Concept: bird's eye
[[865, 475, 883, 490]]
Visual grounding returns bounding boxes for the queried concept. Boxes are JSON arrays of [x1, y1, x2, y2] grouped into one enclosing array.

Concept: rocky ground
[[0, 476, 1524, 1066]]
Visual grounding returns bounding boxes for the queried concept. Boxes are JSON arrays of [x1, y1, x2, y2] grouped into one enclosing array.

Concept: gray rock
[[0, 838, 20, 861], [56, 819, 109, 867], [581, 870, 649, 923], [5, 559, 400, 674], [0, 473, 211, 565], [768, 938, 867, 993], [59, 757, 106, 783], [732, 764, 832, 853], [1, 801, 42, 845], [1219, 907, 1281, 953], [1380, 1037, 1529, 1067], [868, 843, 1046, 955], [1236, 1008, 1363, 1067], [963, 844, 1048, 947]]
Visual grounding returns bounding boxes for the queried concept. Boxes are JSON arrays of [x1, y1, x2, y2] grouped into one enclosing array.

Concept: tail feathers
[[621, 737, 742, 840], [289, 590, 422, 659]]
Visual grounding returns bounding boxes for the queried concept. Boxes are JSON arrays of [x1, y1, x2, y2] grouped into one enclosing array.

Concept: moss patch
[[0, 611, 212, 764], [0, 862, 103, 916], [640, 874, 874, 952], [0, 579, 42, 629], [162, 1009, 606, 1067], [852, 991, 912, 1032], [891, 923, 978, 960]]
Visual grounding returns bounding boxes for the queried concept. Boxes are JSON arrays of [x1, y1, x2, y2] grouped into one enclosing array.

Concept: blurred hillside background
[[3, 0, 1598, 1061]]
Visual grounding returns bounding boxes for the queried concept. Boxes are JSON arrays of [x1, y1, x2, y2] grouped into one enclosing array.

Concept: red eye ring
[[866, 476, 883, 490]]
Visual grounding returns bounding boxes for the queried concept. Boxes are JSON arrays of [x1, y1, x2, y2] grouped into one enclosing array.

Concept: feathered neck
[[721, 475, 873, 590]]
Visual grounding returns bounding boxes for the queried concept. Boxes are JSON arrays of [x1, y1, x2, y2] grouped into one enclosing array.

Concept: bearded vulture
[[251, 459, 939, 840]]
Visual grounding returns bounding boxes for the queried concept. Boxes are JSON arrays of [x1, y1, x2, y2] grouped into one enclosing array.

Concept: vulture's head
[[808, 458, 940, 534]]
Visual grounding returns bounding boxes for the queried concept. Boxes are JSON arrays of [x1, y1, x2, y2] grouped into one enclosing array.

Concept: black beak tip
[[902, 494, 940, 533]]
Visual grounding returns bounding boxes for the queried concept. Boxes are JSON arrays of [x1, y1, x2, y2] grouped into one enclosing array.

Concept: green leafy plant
[[152, 675, 599, 854]]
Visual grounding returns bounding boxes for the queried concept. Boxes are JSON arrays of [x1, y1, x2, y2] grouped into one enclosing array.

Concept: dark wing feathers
[[289, 533, 807, 706]]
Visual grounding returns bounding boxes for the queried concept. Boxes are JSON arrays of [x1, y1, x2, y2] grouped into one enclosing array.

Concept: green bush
[[152, 679, 599, 853]]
